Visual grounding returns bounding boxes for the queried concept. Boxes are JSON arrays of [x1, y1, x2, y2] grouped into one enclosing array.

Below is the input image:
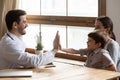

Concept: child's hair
[[88, 30, 107, 48]]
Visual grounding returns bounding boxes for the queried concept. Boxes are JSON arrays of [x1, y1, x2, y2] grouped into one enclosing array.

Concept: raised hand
[[53, 31, 60, 52]]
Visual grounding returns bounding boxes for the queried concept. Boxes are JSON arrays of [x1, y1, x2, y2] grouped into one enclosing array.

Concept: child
[[60, 30, 116, 71]]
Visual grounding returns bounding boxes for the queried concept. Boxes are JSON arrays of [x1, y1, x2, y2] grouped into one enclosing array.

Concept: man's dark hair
[[88, 30, 107, 48], [5, 9, 26, 31]]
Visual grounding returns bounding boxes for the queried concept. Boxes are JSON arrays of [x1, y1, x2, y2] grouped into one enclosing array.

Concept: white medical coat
[[0, 32, 55, 70]]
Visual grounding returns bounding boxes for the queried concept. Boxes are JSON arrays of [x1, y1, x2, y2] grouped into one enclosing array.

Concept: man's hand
[[53, 31, 60, 53]]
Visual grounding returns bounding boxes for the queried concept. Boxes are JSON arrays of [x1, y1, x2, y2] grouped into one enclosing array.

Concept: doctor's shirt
[[0, 32, 55, 70]]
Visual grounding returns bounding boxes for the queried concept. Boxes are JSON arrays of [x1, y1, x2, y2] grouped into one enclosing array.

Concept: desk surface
[[0, 58, 120, 80]]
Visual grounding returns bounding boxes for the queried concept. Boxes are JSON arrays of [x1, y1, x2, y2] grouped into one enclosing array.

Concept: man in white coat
[[0, 9, 60, 69]]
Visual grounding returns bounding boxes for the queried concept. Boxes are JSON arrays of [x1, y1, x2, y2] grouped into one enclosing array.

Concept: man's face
[[16, 15, 28, 35], [87, 37, 100, 50]]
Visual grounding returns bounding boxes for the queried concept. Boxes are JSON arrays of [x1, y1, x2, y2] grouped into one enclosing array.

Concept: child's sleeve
[[79, 48, 90, 56], [101, 50, 115, 68]]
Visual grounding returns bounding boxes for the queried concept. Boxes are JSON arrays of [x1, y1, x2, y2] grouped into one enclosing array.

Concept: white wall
[[106, 0, 120, 44]]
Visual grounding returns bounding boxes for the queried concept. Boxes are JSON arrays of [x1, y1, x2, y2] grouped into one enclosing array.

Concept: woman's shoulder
[[107, 39, 119, 46]]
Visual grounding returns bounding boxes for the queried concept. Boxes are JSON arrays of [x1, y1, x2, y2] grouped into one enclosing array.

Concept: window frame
[[26, 0, 106, 61], [27, 0, 106, 27]]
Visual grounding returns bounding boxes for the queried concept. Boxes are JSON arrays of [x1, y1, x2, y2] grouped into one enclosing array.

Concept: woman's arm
[[107, 41, 119, 65]]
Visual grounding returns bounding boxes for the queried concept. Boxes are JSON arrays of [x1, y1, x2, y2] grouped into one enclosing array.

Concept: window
[[19, 0, 101, 16], [18, 0, 106, 60]]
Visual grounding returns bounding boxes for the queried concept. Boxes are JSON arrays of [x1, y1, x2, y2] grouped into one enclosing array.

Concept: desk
[[0, 58, 120, 80]]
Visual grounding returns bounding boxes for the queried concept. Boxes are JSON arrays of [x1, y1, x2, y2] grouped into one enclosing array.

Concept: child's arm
[[61, 48, 80, 54], [104, 64, 116, 71]]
